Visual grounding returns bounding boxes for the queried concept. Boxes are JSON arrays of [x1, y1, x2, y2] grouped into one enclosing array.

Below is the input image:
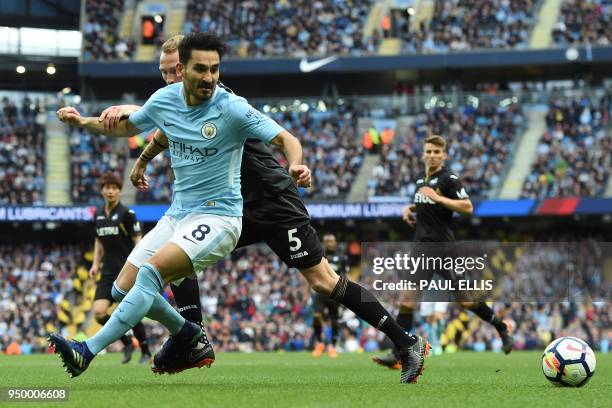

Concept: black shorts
[[237, 185, 323, 269], [312, 293, 340, 320], [94, 274, 116, 302]]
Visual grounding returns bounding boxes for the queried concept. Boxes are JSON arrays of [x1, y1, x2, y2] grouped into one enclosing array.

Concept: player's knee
[[301, 262, 338, 296], [309, 274, 337, 296], [313, 312, 323, 323]]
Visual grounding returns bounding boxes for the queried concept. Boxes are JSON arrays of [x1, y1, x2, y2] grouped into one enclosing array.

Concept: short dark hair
[[179, 32, 225, 65], [100, 172, 123, 190]]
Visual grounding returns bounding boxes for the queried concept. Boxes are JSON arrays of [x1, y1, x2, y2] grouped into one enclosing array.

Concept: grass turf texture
[[0, 352, 609, 407]]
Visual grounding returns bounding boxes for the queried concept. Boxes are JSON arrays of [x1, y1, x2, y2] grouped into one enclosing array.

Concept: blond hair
[[161, 34, 185, 53]]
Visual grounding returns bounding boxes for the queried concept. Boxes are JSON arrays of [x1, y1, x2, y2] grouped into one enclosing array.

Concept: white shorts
[[419, 302, 448, 317], [127, 213, 241, 275]]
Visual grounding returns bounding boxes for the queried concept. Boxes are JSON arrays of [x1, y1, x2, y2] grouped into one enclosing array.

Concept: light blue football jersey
[[129, 83, 284, 219]]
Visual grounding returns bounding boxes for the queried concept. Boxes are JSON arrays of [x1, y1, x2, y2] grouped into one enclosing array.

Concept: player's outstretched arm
[[129, 130, 169, 191], [57, 106, 142, 138], [98, 104, 142, 131], [271, 130, 311, 188]]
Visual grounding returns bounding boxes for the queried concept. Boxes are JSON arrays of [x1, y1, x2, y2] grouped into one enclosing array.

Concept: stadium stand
[[182, 0, 377, 58], [520, 94, 611, 198], [368, 101, 526, 200], [451, 301, 610, 353], [552, 0, 612, 47], [70, 127, 127, 204], [399, 0, 538, 54], [1, 241, 608, 354], [270, 107, 364, 199], [0, 96, 46, 205], [0, 244, 86, 355], [83, 0, 136, 61]]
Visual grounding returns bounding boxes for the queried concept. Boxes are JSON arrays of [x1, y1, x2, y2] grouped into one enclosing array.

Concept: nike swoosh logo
[[188, 348, 208, 362], [299, 56, 338, 73], [164, 121, 174, 126], [566, 343, 583, 353]]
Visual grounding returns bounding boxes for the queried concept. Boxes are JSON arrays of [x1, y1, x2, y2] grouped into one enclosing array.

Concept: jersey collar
[[425, 166, 445, 181]]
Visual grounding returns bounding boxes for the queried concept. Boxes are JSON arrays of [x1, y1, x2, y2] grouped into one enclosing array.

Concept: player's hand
[[289, 164, 312, 188], [88, 265, 99, 279], [98, 105, 138, 131], [402, 204, 417, 227], [57, 107, 84, 127], [418, 186, 441, 203], [130, 159, 150, 191]]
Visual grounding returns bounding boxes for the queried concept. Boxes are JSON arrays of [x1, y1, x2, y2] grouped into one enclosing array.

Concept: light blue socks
[[86, 264, 186, 355]]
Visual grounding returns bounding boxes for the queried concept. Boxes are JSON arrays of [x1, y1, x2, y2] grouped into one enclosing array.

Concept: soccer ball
[[542, 337, 596, 387]]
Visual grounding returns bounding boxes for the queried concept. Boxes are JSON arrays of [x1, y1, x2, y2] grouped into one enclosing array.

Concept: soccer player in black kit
[[99, 33, 427, 383], [311, 233, 349, 358], [372, 135, 513, 369], [90, 172, 151, 364]]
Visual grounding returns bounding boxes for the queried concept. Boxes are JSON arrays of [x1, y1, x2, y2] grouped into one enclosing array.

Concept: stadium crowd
[[552, 0, 612, 47], [81, 0, 612, 62], [0, 96, 46, 205], [1, 240, 609, 355], [182, 0, 377, 58], [368, 102, 525, 199], [521, 94, 611, 199], [70, 127, 127, 204], [271, 108, 364, 199], [82, 0, 136, 61], [399, 0, 536, 54], [0, 244, 84, 355], [451, 301, 610, 353]]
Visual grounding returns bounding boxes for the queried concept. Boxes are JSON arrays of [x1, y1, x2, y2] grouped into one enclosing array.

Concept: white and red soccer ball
[[542, 337, 596, 387]]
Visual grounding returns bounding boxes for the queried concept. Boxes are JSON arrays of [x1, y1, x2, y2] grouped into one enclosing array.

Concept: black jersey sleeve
[[441, 173, 470, 200], [123, 209, 142, 237]]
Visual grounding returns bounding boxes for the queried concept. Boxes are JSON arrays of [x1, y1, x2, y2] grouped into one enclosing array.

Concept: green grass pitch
[[0, 352, 609, 407]]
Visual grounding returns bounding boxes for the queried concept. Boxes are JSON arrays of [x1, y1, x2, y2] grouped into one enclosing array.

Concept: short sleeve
[[224, 98, 285, 144], [442, 174, 470, 200], [129, 94, 159, 131], [123, 209, 142, 237]]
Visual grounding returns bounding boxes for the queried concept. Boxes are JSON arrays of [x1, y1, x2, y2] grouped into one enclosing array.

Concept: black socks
[[170, 277, 203, 325], [330, 276, 415, 351]]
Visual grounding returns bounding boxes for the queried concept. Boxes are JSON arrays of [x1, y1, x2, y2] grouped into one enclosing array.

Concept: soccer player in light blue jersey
[[51, 32, 309, 377], [51, 32, 426, 384]]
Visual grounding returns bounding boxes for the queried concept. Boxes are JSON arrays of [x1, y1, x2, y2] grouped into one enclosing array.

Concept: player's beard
[[198, 84, 215, 99]]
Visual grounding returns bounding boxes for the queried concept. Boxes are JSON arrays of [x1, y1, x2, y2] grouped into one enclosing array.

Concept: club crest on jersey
[[201, 122, 217, 140]]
